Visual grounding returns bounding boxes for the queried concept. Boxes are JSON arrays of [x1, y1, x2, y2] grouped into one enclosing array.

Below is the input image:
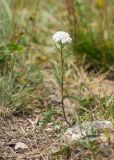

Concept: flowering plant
[[52, 31, 72, 126], [53, 31, 72, 45]]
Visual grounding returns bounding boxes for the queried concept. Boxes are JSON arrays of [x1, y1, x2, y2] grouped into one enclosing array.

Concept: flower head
[[53, 31, 72, 45]]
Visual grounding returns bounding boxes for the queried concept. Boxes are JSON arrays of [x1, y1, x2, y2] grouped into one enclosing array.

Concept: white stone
[[63, 121, 113, 143], [15, 142, 28, 150]]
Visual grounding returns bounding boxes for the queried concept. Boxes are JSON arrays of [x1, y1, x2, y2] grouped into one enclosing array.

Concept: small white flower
[[53, 31, 72, 45]]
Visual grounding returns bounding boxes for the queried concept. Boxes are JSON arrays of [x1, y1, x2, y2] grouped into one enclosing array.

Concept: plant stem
[[22, 0, 40, 69], [60, 45, 71, 127]]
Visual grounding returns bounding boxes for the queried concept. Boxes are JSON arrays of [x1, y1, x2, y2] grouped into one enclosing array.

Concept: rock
[[43, 128, 53, 132], [54, 125, 60, 131], [63, 120, 113, 143], [15, 142, 28, 150], [48, 95, 61, 104]]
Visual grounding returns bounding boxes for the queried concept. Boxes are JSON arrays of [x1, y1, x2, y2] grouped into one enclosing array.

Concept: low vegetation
[[1, 0, 114, 159]]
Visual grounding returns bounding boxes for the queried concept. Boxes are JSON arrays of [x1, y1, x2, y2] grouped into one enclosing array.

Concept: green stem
[[22, 0, 40, 69], [60, 45, 71, 126]]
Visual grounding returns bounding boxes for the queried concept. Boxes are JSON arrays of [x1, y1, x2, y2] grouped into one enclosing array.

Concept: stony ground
[[1, 70, 114, 160]]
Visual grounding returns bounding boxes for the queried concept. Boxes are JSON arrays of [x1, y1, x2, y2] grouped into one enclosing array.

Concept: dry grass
[[1, 69, 114, 160]]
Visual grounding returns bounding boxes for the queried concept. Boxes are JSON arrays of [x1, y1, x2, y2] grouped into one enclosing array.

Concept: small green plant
[[41, 107, 58, 126], [0, 43, 23, 74], [52, 145, 71, 159], [52, 31, 72, 126]]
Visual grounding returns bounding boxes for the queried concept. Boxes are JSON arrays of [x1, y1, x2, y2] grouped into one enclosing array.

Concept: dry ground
[[1, 70, 114, 160]]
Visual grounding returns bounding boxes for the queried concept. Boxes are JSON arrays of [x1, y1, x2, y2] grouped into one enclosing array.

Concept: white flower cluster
[[53, 31, 72, 45]]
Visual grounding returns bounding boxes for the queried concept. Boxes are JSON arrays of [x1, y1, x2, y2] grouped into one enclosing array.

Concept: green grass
[[1, 0, 114, 70]]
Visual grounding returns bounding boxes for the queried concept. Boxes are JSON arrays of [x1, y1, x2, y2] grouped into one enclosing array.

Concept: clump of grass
[[0, 73, 28, 114], [0, 63, 43, 115], [0, 42, 43, 115], [0, 0, 43, 115]]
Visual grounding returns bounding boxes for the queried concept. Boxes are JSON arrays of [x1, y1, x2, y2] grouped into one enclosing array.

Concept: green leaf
[[51, 61, 62, 85], [52, 145, 71, 157], [0, 53, 11, 63], [0, 43, 23, 53]]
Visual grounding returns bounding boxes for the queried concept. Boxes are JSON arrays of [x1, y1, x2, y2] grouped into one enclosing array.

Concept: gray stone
[[63, 120, 113, 143]]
